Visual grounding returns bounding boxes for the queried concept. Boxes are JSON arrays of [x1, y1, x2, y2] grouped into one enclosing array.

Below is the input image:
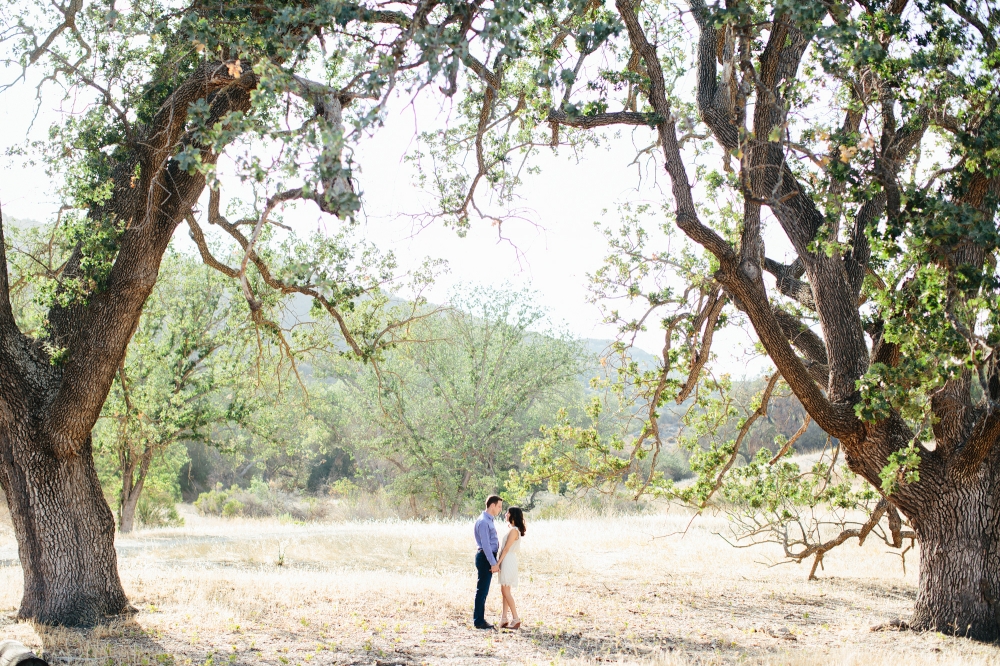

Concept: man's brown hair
[[485, 495, 503, 508]]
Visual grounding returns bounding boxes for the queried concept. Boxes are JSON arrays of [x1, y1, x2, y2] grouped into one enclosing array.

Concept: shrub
[[222, 499, 244, 517], [194, 481, 328, 521], [136, 490, 184, 528]]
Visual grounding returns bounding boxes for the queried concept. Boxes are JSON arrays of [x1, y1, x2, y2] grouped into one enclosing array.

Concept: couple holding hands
[[472, 495, 526, 630]]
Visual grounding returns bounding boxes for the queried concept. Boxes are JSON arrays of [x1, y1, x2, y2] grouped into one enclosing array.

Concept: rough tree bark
[[0, 424, 129, 625], [909, 478, 1000, 638], [0, 62, 255, 625]]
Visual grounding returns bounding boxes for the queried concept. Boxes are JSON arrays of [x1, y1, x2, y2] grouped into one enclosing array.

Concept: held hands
[[491, 564, 500, 573]]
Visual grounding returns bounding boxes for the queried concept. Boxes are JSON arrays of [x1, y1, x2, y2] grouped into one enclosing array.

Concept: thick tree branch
[[614, 0, 734, 262], [141, 61, 256, 195], [753, 162, 866, 406], [931, 371, 974, 458], [769, 307, 827, 366], [44, 64, 257, 458], [844, 195, 884, 298], [770, 307, 829, 385], [727, 273, 855, 435], [689, 0, 742, 151], [949, 404, 1000, 481], [796, 522, 916, 581], [711, 5, 872, 406], [546, 108, 659, 129], [940, 0, 997, 50], [857, 498, 889, 546], [463, 54, 500, 91], [615, 0, 855, 436], [764, 258, 816, 310]]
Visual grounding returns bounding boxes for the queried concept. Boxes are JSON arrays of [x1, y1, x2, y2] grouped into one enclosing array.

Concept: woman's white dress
[[498, 530, 520, 587]]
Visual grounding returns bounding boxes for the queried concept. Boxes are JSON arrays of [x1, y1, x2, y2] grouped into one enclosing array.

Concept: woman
[[496, 506, 526, 629]]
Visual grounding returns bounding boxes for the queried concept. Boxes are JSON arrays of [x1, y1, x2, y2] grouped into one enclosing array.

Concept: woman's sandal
[[499, 619, 509, 629], [509, 620, 521, 630]]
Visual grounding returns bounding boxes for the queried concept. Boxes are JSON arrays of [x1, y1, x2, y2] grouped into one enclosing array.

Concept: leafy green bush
[[194, 481, 328, 521], [222, 500, 244, 518], [136, 490, 184, 529]]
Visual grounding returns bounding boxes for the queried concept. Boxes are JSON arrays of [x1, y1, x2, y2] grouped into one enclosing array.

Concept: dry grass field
[[1, 504, 999, 666]]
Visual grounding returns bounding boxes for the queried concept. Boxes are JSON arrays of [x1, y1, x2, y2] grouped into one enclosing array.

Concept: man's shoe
[[474, 623, 495, 630]]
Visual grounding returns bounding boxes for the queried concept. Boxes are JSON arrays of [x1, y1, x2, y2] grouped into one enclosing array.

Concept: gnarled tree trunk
[[0, 417, 130, 625], [904, 465, 1000, 639], [596, 0, 1000, 642], [0, 63, 255, 626]]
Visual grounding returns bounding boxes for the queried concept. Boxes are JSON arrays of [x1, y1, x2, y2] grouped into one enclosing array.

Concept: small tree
[[93, 252, 270, 533], [342, 287, 585, 516]]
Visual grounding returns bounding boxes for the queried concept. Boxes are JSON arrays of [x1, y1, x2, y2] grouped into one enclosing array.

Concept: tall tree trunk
[[908, 478, 1000, 639], [0, 63, 254, 627], [118, 446, 152, 534], [0, 423, 131, 626], [118, 479, 141, 535]]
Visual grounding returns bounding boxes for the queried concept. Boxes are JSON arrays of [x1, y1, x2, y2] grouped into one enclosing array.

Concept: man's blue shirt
[[474, 510, 499, 566]]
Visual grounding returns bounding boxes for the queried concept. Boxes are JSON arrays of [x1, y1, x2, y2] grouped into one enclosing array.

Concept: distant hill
[[582, 338, 660, 370]]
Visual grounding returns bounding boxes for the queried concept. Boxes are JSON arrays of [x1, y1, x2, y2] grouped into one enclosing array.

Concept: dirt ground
[[0, 506, 998, 665]]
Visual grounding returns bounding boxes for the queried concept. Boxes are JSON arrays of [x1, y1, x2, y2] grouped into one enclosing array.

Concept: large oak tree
[[416, 0, 1000, 641], [0, 0, 571, 626]]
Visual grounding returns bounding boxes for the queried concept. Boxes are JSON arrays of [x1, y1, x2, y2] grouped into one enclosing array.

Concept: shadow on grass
[[519, 624, 744, 661], [35, 619, 172, 666]]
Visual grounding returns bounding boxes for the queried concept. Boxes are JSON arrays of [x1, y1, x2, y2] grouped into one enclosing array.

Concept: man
[[473, 495, 503, 629]]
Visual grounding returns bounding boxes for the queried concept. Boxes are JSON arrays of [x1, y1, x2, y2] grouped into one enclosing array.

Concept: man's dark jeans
[[473, 550, 495, 626]]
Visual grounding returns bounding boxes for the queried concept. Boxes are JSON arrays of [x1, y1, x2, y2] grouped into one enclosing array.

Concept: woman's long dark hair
[[507, 506, 526, 536]]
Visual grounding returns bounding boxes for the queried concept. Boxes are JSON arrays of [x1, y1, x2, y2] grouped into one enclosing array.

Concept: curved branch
[[676, 289, 726, 404], [197, 195, 368, 360], [238, 188, 304, 310], [185, 214, 238, 279], [615, 0, 734, 262], [940, 0, 997, 50], [768, 413, 812, 465], [949, 405, 1000, 481]]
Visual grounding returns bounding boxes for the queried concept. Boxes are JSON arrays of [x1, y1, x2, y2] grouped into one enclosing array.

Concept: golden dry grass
[[0, 505, 998, 665]]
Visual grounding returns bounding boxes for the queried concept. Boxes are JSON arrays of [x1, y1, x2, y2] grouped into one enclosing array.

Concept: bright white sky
[[0, 70, 770, 379]]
